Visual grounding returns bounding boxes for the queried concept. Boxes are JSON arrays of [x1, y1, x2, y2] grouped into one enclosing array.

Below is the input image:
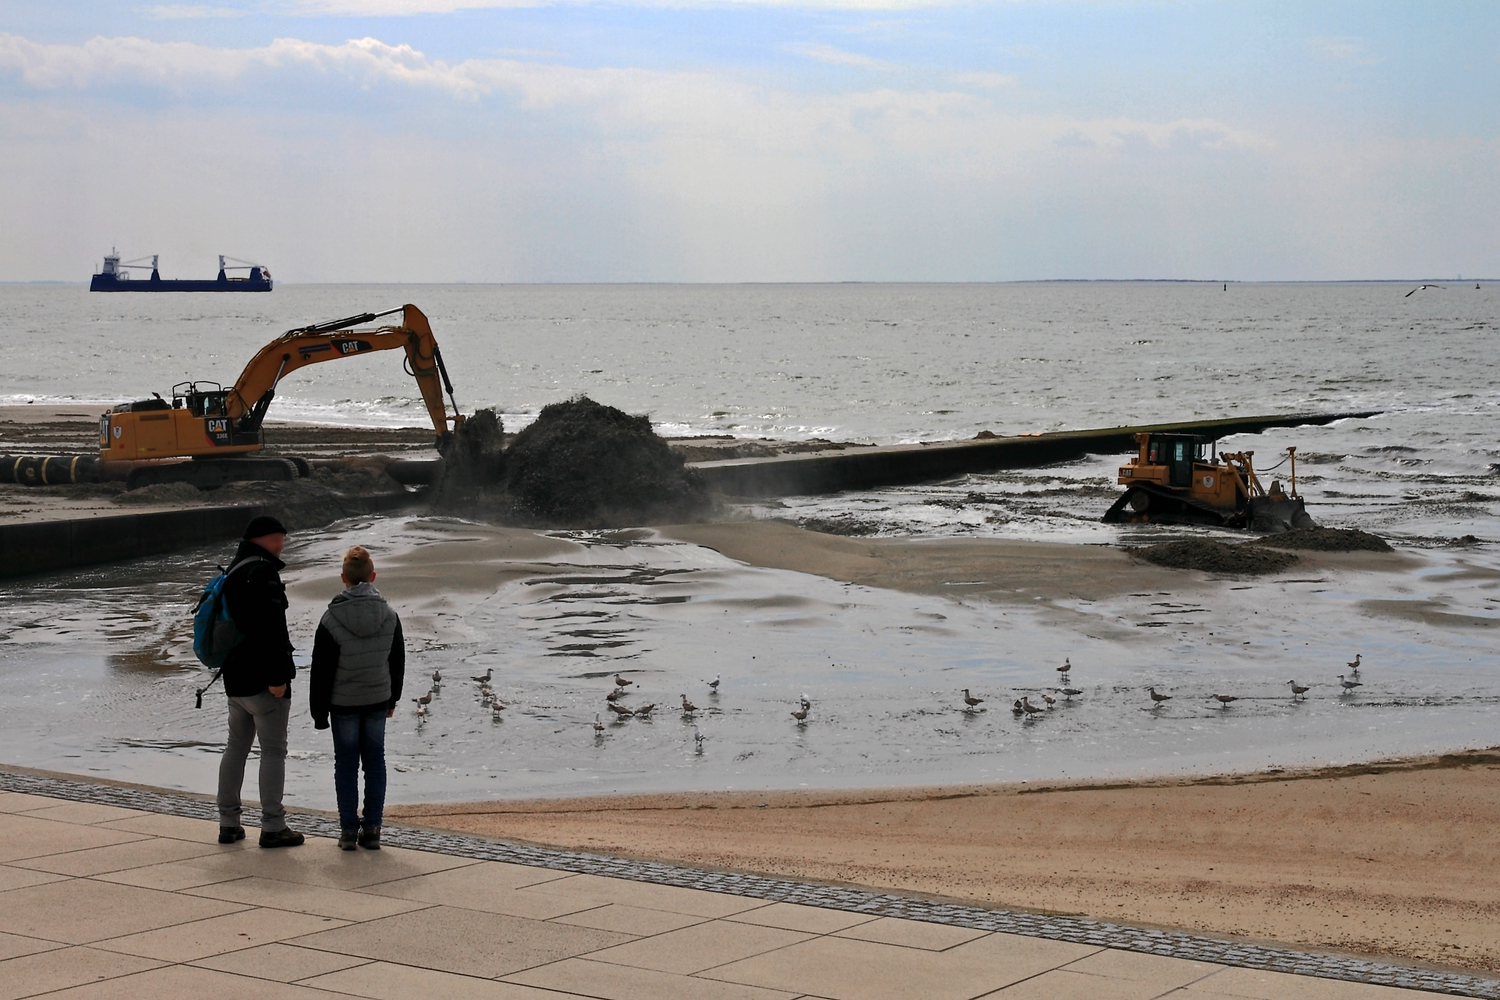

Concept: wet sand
[[393, 748, 1500, 974]]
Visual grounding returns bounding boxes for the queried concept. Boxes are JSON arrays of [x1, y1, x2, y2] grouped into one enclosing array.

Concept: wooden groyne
[[689, 411, 1381, 498]]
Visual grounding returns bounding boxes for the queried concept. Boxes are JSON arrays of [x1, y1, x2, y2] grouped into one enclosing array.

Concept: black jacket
[[220, 539, 296, 698]]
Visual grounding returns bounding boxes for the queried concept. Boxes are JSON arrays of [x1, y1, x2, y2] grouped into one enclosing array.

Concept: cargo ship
[[89, 250, 273, 292]]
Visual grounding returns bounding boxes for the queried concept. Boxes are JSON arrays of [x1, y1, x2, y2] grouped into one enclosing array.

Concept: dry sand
[[393, 749, 1500, 974]]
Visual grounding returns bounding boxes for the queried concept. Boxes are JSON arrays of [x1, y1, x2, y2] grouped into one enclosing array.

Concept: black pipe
[[0, 455, 99, 485]]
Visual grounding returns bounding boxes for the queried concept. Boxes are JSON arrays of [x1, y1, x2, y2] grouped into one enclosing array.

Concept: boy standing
[[309, 546, 405, 850]]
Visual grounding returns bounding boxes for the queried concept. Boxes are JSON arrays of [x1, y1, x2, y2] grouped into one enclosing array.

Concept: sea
[[0, 282, 1495, 803]]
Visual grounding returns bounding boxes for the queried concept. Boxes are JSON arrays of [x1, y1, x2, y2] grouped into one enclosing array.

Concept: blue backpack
[[192, 556, 265, 706]]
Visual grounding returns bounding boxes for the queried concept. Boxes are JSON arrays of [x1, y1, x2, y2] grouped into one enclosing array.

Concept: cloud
[[950, 70, 1016, 89], [142, 5, 248, 16], [787, 42, 897, 70]]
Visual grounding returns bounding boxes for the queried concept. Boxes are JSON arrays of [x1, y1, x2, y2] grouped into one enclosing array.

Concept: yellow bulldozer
[[1102, 432, 1314, 532], [99, 304, 464, 489]]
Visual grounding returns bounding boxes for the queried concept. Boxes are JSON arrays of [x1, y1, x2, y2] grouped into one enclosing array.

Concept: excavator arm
[[227, 303, 464, 452]]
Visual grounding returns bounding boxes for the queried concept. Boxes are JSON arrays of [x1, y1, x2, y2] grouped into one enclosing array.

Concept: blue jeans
[[330, 711, 387, 832]]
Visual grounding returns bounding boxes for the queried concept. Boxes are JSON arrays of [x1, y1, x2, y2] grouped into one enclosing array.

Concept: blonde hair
[[342, 545, 375, 584]]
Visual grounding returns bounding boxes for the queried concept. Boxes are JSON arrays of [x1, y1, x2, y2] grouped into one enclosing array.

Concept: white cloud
[[1306, 36, 1379, 66], [950, 70, 1016, 88], [142, 5, 248, 17], [787, 42, 897, 70]]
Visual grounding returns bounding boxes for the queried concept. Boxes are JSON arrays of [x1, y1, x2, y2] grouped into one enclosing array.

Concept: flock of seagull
[[970, 653, 1369, 719], [405, 652, 1371, 745]]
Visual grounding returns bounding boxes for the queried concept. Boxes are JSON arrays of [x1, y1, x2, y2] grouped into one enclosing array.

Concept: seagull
[[431, 670, 442, 684], [1041, 692, 1056, 707], [791, 704, 810, 724], [1012, 699, 1024, 714], [607, 702, 633, 717], [706, 674, 721, 693], [593, 713, 605, 733], [491, 703, 505, 720], [680, 694, 698, 714], [1210, 694, 1238, 707], [1288, 680, 1309, 699], [800, 692, 811, 710], [1057, 687, 1083, 700], [471, 668, 493, 683], [1339, 674, 1362, 692], [412, 691, 433, 706], [1404, 284, 1446, 297], [606, 687, 625, 703], [490, 697, 506, 711], [1148, 687, 1172, 705], [479, 686, 495, 704], [693, 725, 706, 749], [1021, 696, 1045, 717], [962, 688, 984, 710], [1347, 653, 1362, 673], [1057, 658, 1072, 675], [415, 703, 428, 719], [614, 674, 633, 688], [633, 703, 656, 717]]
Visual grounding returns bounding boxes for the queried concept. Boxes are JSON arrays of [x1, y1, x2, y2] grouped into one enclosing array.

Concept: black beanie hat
[[243, 514, 288, 539]]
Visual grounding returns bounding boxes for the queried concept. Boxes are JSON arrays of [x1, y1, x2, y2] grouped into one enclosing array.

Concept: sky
[[0, 1, 1496, 282]]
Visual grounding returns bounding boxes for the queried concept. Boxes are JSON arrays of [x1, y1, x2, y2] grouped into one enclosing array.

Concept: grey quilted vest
[[320, 582, 399, 708]]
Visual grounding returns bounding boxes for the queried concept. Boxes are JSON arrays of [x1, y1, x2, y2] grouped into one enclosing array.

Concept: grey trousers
[[217, 691, 290, 832]]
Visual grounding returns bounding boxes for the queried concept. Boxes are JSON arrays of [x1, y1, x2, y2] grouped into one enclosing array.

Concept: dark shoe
[[357, 826, 381, 850], [338, 830, 358, 851], [218, 826, 246, 845], [258, 828, 306, 849]]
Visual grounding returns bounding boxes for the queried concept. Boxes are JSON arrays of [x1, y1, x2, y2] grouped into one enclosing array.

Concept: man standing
[[216, 515, 305, 848]]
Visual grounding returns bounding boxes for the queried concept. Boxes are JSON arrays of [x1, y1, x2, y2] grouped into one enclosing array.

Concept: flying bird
[[1287, 680, 1309, 699], [1404, 284, 1446, 297]]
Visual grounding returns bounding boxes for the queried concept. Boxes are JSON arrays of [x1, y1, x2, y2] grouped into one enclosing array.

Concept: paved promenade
[[0, 778, 1489, 1000]]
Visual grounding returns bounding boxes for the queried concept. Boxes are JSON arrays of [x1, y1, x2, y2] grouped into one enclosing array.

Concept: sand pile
[[500, 397, 708, 527], [1130, 538, 1300, 574], [433, 408, 506, 504], [1254, 526, 1392, 552]]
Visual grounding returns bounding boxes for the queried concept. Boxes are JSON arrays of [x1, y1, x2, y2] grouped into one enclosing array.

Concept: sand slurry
[[393, 748, 1500, 974]]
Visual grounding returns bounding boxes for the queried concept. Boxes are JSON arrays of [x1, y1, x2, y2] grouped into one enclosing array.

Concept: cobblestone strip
[[3, 768, 1494, 999]]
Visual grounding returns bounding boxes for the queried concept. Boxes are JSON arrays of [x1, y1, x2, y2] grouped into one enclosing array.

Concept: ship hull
[[89, 273, 272, 292]]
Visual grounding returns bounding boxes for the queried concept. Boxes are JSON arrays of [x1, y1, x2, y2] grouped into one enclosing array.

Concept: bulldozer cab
[[1147, 434, 1213, 488]]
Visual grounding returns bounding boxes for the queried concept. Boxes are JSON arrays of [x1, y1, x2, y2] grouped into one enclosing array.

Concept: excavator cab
[[1103, 431, 1315, 532], [174, 382, 230, 418]]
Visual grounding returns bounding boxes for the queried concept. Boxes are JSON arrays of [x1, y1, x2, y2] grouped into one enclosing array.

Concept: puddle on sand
[[0, 515, 1495, 805]]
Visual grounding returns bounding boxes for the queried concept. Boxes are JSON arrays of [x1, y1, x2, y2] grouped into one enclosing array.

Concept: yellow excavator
[[1102, 431, 1315, 532], [100, 304, 465, 489]]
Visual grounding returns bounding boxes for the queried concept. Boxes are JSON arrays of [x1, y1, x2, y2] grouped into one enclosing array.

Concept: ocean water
[[0, 283, 1496, 802]]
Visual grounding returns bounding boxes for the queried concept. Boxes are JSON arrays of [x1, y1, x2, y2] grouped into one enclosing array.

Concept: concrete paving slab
[[191, 941, 372, 983], [981, 968, 1171, 999], [0, 946, 163, 1000], [0, 813, 145, 863], [289, 905, 633, 979], [16, 801, 144, 825], [303, 960, 575, 1000], [1063, 948, 1223, 989], [33, 962, 356, 1000], [96, 812, 223, 842], [0, 863, 71, 893], [0, 931, 63, 963], [702, 929, 1099, 1000], [91, 858, 245, 892], [0, 879, 245, 945], [180, 838, 483, 889], [505, 956, 804, 1000], [521, 871, 772, 919], [184, 874, 436, 921], [0, 791, 61, 813], [9, 834, 223, 877], [586, 919, 814, 976], [1182, 966, 1442, 999], [833, 916, 990, 952], [362, 860, 589, 919], [551, 902, 709, 937], [725, 900, 879, 935], [94, 907, 347, 963]]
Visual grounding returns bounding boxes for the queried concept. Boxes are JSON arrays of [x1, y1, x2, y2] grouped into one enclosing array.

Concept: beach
[[393, 748, 1500, 973]]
